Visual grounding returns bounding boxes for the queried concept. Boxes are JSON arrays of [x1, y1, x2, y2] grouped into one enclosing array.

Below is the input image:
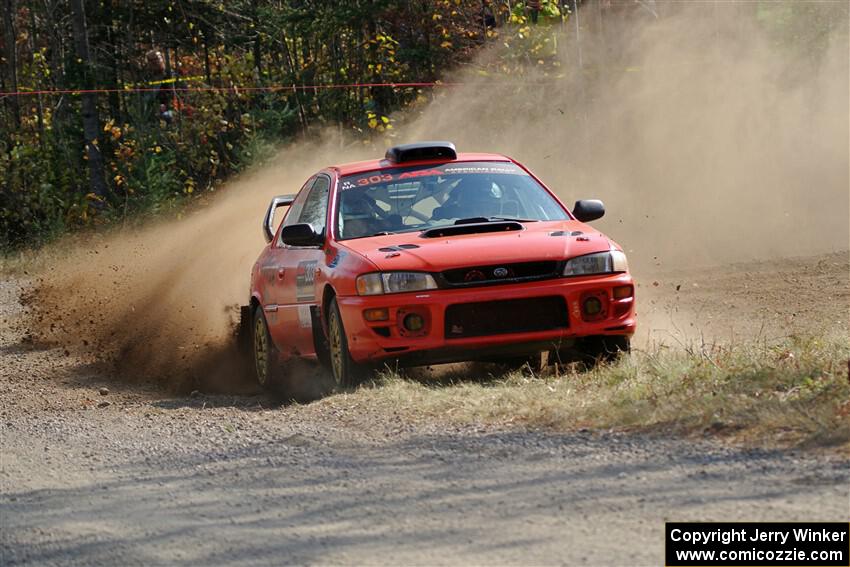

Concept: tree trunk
[[27, 6, 45, 147], [203, 30, 212, 85], [69, 0, 108, 200], [43, 0, 66, 126], [251, 0, 262, 77], [279, 30, 308, 133], [102, 0, 121, 122], [2, 0, 20, 128]]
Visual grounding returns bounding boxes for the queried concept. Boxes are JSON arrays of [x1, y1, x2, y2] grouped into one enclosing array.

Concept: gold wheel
[[327, 298, 368, 389], [328, 304, 345, 387], [253, 309, 270, 387]]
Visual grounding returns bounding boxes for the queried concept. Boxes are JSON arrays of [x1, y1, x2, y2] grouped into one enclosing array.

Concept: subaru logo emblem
[[493, 267, 509, 278]]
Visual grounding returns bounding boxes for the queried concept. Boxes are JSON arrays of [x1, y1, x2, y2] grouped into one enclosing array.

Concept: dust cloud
[[408, 2, 849, 267], [21, 2, 849, 389], [19, 140, 370, 392]]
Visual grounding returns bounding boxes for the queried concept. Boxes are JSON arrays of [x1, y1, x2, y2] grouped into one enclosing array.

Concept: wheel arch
[[320, 284, 337, 337], [309, 284, 337, 369], [250, 292, 263, 310], [238, 295, 264, 355]]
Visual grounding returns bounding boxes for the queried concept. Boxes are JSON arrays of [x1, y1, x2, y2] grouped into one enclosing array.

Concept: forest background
[[0, 0, 841, 248]]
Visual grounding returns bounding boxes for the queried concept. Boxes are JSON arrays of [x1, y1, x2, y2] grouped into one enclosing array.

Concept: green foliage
[[756, 0, 848, 60], [3, 1, 842, 249], [0, 0, 493, 249], [510, 0, 563, 22]]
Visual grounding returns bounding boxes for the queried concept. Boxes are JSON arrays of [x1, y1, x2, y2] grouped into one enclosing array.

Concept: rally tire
[[580, 335, 631, 366], [252, 306, 281, 390], [498, 351, 549, 374], [327, 298, 369, 389]]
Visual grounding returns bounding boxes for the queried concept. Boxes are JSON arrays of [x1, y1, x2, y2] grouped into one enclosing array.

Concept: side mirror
[[280, 223, 323, 247], [572, 199, 605, 222], [263, 194, 295, 242]]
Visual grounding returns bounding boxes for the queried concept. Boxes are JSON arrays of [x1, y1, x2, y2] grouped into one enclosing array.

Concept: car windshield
[[335, 161, 568, 240]]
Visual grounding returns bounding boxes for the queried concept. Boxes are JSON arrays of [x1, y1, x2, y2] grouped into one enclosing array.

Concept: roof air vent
[[385, 141, 457, 163]]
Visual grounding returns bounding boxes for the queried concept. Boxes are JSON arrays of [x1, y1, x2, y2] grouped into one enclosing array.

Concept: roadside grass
[[334, 333, 850, 450], [0, 233, 91, 276], [0, 247, 49, 276]]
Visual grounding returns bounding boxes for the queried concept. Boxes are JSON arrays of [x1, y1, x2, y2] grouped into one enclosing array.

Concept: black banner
[[666, 522, 849, 566]]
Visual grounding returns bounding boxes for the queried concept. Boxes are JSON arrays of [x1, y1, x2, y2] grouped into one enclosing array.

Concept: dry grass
[[330, 333, 850, 450], [0, 239, 72, 276]]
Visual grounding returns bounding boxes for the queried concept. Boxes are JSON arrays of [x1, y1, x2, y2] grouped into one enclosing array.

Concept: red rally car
[[246, 142, 635, 390]]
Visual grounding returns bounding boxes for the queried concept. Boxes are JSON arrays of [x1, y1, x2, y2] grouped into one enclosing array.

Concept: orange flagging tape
[[0, 81, 465, 97]]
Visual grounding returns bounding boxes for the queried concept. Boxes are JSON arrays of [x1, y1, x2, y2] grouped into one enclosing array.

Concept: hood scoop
[[421, 221, 523, 239], [378, 244, 420, 252]]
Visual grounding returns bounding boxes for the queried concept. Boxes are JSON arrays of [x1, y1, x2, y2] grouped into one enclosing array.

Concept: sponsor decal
[[259, 260, 279, 285], [398, 168, 444, 179], [441, 165, 520, 175], [295, 260, 318, 302], [340, 163, 523, 190], [327, 249, 346, 268], [571, 300, 581, 320], [297, 305, 312, 329], [464, 269, 486, 282]]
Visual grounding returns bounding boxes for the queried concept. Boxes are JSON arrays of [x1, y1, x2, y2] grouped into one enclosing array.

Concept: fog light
[[613, 285, 633, 299], [613, 301, 631, 317], [583, 296, 602, 316], [364, 307, 389, 322], [403, 313, 425, 332]]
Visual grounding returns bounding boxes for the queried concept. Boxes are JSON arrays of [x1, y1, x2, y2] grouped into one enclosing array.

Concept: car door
[[261, 176, 313, 357], [272, 174, 331, 358]]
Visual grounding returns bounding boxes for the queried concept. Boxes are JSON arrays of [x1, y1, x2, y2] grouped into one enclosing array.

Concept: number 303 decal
[[357, 173, 393, 186]]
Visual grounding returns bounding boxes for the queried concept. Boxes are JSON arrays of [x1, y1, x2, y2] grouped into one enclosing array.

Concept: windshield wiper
[[453, 216, 538, 225], [490, 216, 538, 222], [340, 231, 394, 241]]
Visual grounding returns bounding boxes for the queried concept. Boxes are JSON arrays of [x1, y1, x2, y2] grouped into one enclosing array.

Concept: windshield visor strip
[[335, 161, 568, 240]]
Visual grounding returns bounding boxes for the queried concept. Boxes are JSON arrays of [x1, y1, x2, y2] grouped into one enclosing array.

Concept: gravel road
[[2, 258, 849, 566]]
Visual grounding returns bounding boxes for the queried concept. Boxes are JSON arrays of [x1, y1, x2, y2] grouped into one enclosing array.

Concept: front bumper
[[336, 273, 636, 365]]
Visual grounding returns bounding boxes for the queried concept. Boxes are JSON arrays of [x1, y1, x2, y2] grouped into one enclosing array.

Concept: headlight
[[563, 250, 628, 276], [356, 272, 438, 295]]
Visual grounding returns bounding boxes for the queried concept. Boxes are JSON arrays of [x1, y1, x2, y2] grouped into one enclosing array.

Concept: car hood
[[339, 221, 616, 272]]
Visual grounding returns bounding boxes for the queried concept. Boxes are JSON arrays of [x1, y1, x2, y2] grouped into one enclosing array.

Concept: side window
[[296, 175, 330, 233], [281, 176, 315, 230]]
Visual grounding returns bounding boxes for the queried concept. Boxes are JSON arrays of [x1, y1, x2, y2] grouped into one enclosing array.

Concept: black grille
[[441, 261, 560, 287], [445, 296, 568, 339]]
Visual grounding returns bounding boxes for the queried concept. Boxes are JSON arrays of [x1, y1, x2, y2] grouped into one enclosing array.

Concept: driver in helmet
[[340, 192, 379, 239], [432, 176, 501, 220]]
